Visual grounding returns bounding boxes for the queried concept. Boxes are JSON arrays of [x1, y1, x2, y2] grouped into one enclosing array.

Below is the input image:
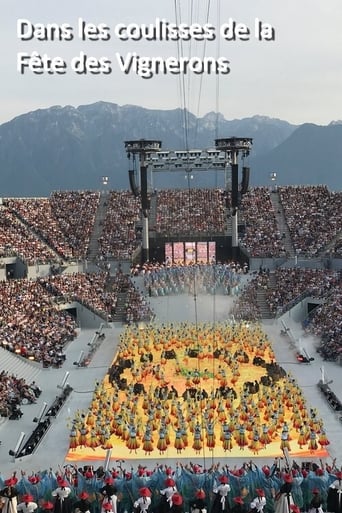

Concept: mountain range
[[0, 101, 341, 197]]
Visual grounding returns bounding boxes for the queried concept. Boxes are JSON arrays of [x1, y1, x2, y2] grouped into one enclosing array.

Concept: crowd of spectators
[[0, 207, 57, 265], [304, 287, 342, 362], [230, 267, 342, 360], [154, 189, 227, 235], [1, 186, 341, 265], [231, 277, 263, 322], [1, 459, 342, 513], [239, 187, 287, 258], [0, 371, 40, 419], [5, 191, 99, 261], [264, 268, 340, 316], [0, 279, 77, 366], [278, 186, 342, 257], [38, 271, 119, 322], [125, 281, 154, 324], [98, 191, 141, 260]]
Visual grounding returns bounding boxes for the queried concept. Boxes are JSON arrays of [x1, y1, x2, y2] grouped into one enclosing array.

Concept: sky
[[1, 0, 342, 126]]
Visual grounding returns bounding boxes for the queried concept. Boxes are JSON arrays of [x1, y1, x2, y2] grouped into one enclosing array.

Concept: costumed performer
[[189, 489, 207, 513], [51, 480, 72, 513], [250, 489, 266, 513], [159, 478, 178, 513], [308, 488, 324, 513], [327, 471, 342, 513], [99, 477, 117, 513], [133, 487, 152, 513], [211, 476, 231, 513], [17, 494, 38, 513], [0, 477, 19, 513], [170, 493, 183, 513], [72, 491, 92, 513], [274, 474, 294, 513]]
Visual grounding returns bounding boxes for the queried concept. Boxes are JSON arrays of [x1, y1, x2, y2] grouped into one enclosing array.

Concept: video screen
[[165, 241, 216, 264]]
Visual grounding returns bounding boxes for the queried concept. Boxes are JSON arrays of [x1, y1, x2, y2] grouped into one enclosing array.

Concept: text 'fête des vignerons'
[[16, 18, 276, 78]]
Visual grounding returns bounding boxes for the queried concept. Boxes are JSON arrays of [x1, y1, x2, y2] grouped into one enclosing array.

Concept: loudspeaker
[[140, 165, 149, 211], [241, 166, 250, 196], [231, 163, 239, 208], [128, 170, 139, 197]]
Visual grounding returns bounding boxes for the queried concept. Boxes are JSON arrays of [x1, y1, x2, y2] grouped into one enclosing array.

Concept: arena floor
[[0, 285, 341, 476]]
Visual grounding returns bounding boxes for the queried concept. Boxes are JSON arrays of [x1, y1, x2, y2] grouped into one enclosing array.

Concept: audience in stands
[[98, 191, 141, 261], [0, 207, 57, 265], [5, 191, 99, 261], [0, 371, 37, 419], [0, 279, 77, 367], [39, 271, 119, 321], [278, 186, 342, 257], [154, 189, 227, 235], [305, 289, 342, 362], [239, 187, 286, 258], [265, 268, 339, 315]]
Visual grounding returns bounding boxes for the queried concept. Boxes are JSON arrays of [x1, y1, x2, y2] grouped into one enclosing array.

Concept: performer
[[250, 489, 266, 513], [99, 477, 118, 513], [17, 494, 38, 513], [159, 478, 178, 513], [211, 476, 231, 513], [189, 489, 207, 513], [72, 492, 92, 513], [327, 471, 342, 513], [308, 488, 324, 513], [41, 503, 55, 513], [274, 474, 294, 513], [231, 497, 247, 513], [170, 493, 183, 513], [51, 480, 72, 513], [0, 477, 18, 513], [133, 487, 152, 513]]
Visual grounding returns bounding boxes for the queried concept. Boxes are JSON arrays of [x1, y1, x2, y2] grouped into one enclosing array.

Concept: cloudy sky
[[2, 0, 342, 125]]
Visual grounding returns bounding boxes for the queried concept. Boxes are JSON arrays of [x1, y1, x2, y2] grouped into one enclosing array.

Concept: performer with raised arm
[[211, 475, 231, 513], [250, 489, 266, 513]]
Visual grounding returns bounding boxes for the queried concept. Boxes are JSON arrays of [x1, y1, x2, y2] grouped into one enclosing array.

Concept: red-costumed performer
[[250, 489, 266, 513], [190, 490, 207, 513], [159, 478, 178, 513], [308, 488, 323, 513], [170, 493, 184, 513], [17, 494, 38, 513], [99, 477, 118, 513], [211, 476, 231, 513], [133, 488, 152, 513], [274, 474, 295, 513]]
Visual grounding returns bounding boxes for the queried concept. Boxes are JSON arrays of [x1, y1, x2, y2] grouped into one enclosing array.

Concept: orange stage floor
[[66, 322, 329, 463]]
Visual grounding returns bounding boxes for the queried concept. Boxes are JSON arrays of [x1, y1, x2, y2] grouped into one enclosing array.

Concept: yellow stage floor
[[66, 322, 329, 463]]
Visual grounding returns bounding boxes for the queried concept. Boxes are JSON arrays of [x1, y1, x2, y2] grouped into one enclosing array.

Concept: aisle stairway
[[87, 192, 110, 262], [256, 272, 276, 319], [269, 190, 295, 258], [0, 347, 41, 383], [106, 275, 129, 323]]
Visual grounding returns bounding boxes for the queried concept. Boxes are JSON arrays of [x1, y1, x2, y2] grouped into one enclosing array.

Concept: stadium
[[0, 140, 341, 512]]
